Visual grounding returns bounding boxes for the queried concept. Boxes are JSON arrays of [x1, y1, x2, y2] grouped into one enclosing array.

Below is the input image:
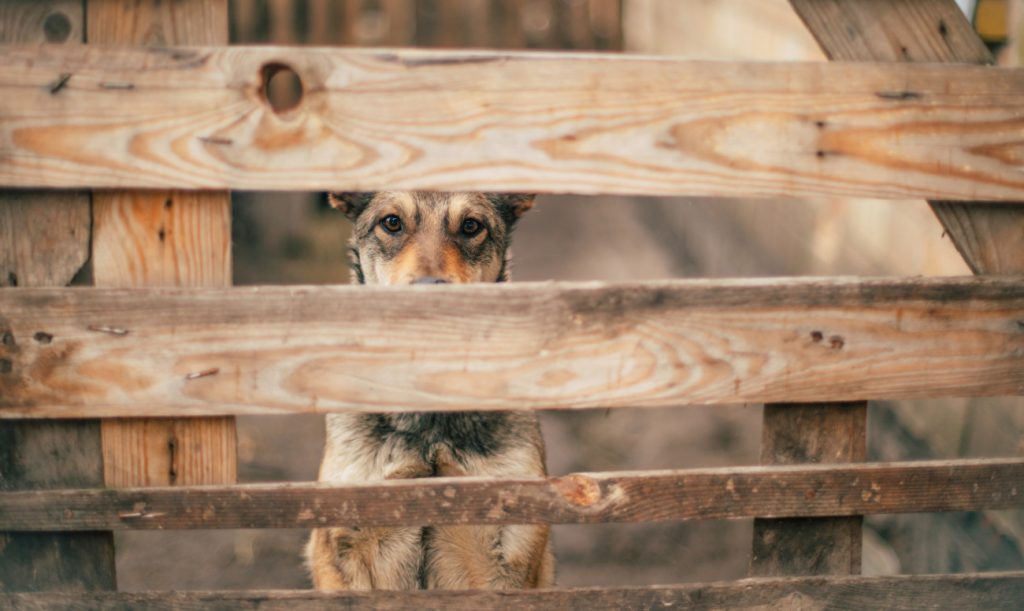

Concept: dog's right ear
[[327, 192, 375, 221]]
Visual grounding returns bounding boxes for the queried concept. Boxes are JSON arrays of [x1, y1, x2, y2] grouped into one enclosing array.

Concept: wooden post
[[750, 402, 866, 575], [86, 0, 237, 488], [0, 0, 116, 591]]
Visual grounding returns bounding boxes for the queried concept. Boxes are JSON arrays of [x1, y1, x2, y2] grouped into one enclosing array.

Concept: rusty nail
[[198, 136, 233, 145], [185, 367, 220, 380], [88, 324, 129, 336], [49, 73, 71, 95]]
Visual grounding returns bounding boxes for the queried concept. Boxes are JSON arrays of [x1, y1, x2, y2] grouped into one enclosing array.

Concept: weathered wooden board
[[87, 0, 236, 490], [3, 45, 1024, 199], [789, 0, 1024, 277], [1, 459, 1020, 531], [3, 573, 1023, 610], [0, 277, 1021, 417], [751, 402, 866, 576], [0, 0, 115, 594]]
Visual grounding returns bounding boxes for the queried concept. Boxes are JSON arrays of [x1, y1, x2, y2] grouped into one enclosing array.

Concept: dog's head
[[329, 192, 535, 286]]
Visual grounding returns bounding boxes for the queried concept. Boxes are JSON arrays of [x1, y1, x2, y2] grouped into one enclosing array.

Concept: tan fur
[[306, 192, 552, 591]]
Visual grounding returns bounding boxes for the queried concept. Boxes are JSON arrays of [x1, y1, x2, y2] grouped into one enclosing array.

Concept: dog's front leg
[[424, 523, 554, 589], [423, 444, 555, 589], [307, 462, 432, 590]]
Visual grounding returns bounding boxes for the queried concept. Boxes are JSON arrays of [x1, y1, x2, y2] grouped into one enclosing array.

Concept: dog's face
[[329, 192, 535, 286]]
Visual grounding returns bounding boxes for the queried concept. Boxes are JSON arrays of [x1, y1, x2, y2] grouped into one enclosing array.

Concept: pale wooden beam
[[3, 47, 1024, 200], [0, 277, 1020, 417], [85, 0, 236, 489]]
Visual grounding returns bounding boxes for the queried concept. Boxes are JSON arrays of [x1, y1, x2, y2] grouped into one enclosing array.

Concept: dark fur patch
[[366, 412, 507, 462]]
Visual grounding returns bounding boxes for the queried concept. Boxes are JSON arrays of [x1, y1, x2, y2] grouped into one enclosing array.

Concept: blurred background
[[117, 0, 1023, 589]]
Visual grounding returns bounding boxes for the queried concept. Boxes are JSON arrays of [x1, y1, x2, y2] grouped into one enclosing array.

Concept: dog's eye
[[380, 215, 402, 233], [461, 218, 483, 237]]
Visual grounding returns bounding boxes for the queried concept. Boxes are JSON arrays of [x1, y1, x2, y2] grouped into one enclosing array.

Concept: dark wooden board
[[1, 459, 1020, 531], [2, 572, 1023, 610], [751, 402, 866, 576]]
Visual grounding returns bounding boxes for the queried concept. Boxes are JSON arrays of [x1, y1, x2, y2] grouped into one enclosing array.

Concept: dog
[[305, 191, 554, 590]]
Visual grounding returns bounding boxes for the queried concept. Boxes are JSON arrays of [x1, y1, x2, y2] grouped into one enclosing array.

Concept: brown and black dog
[[305, 192, 554, 590]]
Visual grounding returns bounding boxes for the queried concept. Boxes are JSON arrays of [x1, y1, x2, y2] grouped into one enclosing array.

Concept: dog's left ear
[[328, 192, 375, 221], [488, 194, 536, 225]]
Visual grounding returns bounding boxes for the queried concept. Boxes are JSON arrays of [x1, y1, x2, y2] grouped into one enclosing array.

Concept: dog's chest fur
[[321, 411, 545, 483], [366, 413, 505, 464]]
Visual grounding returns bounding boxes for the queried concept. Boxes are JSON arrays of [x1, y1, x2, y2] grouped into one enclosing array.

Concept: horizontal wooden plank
[[0, 277, 1021, 417], [1, 459, 1020, 530], [3, 45, 1024, 199], [2, 573, 1023, 610], [1, 277, 1022, 416]]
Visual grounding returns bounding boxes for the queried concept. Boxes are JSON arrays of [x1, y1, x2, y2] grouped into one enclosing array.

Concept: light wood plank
[[0, 277, 1021, 418], [2, 573, 1023, 610], [86, 1, 236, 488], [0, 0, 115, 594], [789, 0, 1024, 275], [4, 46, 1024, 199], [1, 459, 1020, 531]]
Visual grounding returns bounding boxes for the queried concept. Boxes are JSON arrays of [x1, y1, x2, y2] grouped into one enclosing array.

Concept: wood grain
[[789, 0, 1024, 275], [0, 0, 84, 45], [0, 192, 90, 289], [0, 421, 116, 592], [751, 402, 866, 576], [4, 46, 1024, 199], [87, 1, 236, 489], [931, 200, 1024, 274], [1, 459, 1021, 531], [0, 0, 115, 594], [2, 573, 1023, 610], [0, 277, 1021, 418]]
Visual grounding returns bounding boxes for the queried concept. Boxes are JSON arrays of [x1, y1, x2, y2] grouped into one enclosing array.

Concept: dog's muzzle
[[412, 276, 449, 285]]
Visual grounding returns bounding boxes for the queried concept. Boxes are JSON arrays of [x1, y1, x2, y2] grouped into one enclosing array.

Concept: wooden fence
[[1, 0, 1022, 608]]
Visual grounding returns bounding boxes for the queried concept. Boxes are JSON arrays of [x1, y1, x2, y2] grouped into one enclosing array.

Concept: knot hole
[[261, 62, 304, 116]]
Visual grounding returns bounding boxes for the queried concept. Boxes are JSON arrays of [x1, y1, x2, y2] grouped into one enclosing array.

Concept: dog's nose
[[412, 276, 449, 285]]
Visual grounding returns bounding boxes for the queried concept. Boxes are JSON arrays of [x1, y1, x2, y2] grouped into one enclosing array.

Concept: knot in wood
[[554, 474, 601, 507]]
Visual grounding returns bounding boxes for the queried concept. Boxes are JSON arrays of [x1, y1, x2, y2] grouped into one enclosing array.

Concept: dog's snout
[[412, 276, 449, 285]]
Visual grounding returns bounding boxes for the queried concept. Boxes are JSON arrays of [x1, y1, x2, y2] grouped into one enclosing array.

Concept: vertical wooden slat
[[789, 0, 1024, 276], [86, 1, 237, 489], [750, 403, 867, 575], [0, 0, 116, 592]]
